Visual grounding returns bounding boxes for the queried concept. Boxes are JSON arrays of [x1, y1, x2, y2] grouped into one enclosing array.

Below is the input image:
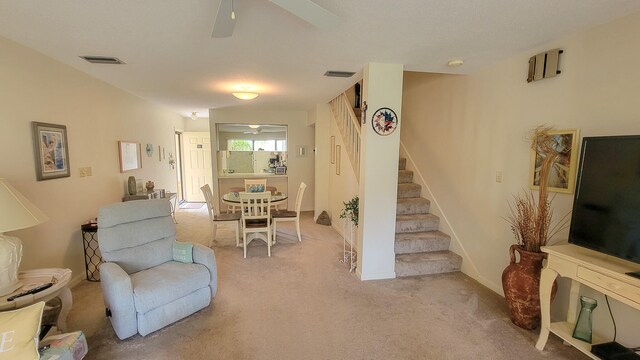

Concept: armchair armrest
[[192, 243, 218, 298], [99, 262, 137, 340]]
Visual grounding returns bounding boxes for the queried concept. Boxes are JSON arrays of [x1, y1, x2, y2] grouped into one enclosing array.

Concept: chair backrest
[[294, 182, 307, 214], [98, 199, 175, 274], [239, 192, 271, 224], [244, 179, 267, 193], [200, 184, 217, 219]]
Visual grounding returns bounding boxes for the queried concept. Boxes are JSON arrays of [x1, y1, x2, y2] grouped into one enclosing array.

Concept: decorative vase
[[127, 176, 137, 195], [502, 244, 557, 330], [145, 181, 154, 192], [573, 296, 597, 343]]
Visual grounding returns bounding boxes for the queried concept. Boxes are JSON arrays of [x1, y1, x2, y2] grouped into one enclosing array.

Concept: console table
[[123, 190, 177, 222], [536, 244, 640, 358]]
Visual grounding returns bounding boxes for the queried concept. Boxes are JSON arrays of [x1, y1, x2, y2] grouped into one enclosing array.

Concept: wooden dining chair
[[239, 191, 272, 258], [272, 182, 306, 243], [201, 184, 241, 247]]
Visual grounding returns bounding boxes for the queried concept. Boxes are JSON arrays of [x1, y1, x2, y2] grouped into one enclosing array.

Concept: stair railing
[[329, 92, 361, 180]]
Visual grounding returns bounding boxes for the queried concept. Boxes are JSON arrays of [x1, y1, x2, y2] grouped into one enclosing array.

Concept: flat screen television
[[568, 135, 640, 277]]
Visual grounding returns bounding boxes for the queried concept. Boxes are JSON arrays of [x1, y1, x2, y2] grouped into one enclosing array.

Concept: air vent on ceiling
[[80, 56, 125, 64], [324, 70, 355, 78]]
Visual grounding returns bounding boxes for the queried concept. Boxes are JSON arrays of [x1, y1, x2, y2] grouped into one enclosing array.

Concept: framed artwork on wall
[[330, 136, 335, 164], [529, 128, 579, 194], [118, 141, 142, 172], [32, 122, 70, 181], [336, 145, 341, 175]]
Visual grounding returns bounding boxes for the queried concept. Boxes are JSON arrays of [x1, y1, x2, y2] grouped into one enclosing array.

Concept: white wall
[[0, 35, 184, 283], [209, 109, 315, 211], [357, 63, 403, 280], [183, 118, 210, 132], [401, 11, 640, 346]]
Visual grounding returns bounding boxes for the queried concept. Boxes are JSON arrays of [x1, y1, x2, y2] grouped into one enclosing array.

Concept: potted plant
[[339, 196, 359, 272], [502, 126, 571, 330], [339, 196, 359, 227]]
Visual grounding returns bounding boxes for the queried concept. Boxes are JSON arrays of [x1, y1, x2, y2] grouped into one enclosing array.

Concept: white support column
[[356, 63, 403, 280]]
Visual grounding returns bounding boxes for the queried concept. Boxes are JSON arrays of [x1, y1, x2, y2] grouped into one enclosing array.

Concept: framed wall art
[[336, 145, 341, 175], [529, 129, 579, 194], [32, 122, 70, 181], [118, 141, 142, 172], [330, 136, 335, 164], [371, 107, 398, 136]]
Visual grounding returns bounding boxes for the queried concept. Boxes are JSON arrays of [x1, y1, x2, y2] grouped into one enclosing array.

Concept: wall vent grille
[[80, 56, 125, 64], [324, 70, 355, 78]]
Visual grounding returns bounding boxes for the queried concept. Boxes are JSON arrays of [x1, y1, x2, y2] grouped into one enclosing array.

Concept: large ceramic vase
[[502, 244, 556, 330]]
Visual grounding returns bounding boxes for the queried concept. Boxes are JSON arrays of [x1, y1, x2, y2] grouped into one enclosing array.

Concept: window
[[227, 139, 287, 151]]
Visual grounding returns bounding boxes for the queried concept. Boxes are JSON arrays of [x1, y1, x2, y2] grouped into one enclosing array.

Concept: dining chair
[[272, 182, 306, 243], [225, 187, 244, 213], [239, 191, 272, 258], [201, 184, 241, 247]]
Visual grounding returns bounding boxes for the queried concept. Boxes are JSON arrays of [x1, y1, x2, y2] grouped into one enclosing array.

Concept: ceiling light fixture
[[447, 59, 464, 67], [191, 112, 198, 120], [232, 92, 259, 100], [248, 125, 260, 129]]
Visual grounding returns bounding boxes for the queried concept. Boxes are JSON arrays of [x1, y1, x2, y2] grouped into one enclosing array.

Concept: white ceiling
[[1, 0, 639, 119]]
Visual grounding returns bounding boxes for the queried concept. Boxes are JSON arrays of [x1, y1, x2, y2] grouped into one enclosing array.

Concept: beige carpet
[[67, 208, 583, 360]]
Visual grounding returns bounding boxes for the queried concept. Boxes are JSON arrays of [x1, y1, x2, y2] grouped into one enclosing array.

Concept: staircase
[[395, 158, 462, 277]]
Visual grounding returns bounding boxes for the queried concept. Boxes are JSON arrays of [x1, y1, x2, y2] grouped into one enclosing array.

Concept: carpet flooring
[[67, 207, 584, 359], [179, 202, 204, 209]]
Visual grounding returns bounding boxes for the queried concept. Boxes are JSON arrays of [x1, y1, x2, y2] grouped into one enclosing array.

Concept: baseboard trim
[[69, 273, 86, 288]]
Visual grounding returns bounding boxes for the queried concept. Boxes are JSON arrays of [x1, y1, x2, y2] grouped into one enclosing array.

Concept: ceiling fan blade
[[269, 0, 338, 28], [212, 0, 236, 38]]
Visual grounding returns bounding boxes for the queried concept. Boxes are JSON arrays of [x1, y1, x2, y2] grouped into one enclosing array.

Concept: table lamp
[[0, 178, 49, 296]]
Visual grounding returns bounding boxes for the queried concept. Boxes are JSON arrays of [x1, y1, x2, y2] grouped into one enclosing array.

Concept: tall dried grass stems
[[506, 126, 571, 253]]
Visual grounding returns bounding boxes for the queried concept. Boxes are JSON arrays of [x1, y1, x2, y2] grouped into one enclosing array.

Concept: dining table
[[222, 191, 288, 209]]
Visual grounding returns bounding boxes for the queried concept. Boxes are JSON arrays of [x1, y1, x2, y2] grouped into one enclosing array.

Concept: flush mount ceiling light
[[248, 125, 260, 129], [232, 92, 259, 100], [447, 59, 464, 67], [191, 112, 198, 120]]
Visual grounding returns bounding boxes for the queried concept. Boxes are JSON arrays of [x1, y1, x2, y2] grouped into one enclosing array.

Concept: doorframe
[[174, 131, 185, 205]]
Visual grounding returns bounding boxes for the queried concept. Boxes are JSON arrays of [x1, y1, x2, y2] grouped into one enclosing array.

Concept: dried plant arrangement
[[506, 126, 572, 252]]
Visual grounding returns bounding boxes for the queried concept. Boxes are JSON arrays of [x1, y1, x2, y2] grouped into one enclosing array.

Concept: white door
[[182, 132, 212, 202]]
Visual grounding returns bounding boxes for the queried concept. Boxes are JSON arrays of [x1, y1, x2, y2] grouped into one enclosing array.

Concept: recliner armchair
[[97, 199, 217, 339]]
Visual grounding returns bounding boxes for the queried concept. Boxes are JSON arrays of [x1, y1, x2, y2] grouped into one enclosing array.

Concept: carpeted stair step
[[398, 169, 414, 184], [396, 197, 430, 215], [395, 251, 462, 277], [397, 183, 421, 198], [395, 231, 451, 254], [399, 158, 406, 170], [396, 214, 439, 233]]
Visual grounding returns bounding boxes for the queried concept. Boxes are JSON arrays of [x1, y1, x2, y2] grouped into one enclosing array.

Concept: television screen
[[568, 135, 640, 265]]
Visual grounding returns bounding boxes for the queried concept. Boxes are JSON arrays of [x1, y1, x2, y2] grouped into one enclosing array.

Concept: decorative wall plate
[[371, 107, 398, 136]]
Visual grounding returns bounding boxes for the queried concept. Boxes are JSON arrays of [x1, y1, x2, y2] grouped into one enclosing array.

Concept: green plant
[[339, 196, 359, 227]]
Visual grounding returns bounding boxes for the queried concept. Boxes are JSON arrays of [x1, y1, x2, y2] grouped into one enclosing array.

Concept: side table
[[0, 268, 73, 332], [80, 223, 101, 281]]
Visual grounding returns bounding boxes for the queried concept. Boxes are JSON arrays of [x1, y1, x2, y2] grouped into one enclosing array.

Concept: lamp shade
[[0, 178, 48, 233], [0, 179, 48, 296]]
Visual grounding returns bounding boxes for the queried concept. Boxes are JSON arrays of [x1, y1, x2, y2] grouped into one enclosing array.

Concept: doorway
[[181, 132, 212, 202]]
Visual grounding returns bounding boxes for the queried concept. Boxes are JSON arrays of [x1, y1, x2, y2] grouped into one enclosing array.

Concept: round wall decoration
[[371, 107, 398, 136]]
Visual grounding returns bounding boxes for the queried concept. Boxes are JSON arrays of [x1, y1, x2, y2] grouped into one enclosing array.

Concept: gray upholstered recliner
[[97, 199, 217, 339]]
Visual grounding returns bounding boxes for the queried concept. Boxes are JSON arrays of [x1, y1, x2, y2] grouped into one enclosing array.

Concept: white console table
[[536, 245, 640, 358]]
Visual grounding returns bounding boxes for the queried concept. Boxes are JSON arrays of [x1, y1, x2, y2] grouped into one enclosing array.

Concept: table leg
[[56, 286, 73, 332], [536, 266, 558, 351]]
